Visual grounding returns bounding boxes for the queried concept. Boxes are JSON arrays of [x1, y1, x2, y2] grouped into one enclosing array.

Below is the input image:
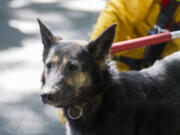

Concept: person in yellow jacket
[[58, 0, 180, 125], [91, 0, 180, 71]]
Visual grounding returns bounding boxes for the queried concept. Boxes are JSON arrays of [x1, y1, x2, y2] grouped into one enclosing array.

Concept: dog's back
[[104, 51, 180, 135]]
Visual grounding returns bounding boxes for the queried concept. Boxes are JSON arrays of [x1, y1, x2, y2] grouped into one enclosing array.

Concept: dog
[[38, 19, 180, 135]]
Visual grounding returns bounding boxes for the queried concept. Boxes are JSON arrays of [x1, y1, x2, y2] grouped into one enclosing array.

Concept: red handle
[[110, 32, 172, 54]]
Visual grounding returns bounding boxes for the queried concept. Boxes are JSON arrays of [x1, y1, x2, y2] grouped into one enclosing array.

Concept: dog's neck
[[62, 63, 121, 134], [62, 93, 104, 134]]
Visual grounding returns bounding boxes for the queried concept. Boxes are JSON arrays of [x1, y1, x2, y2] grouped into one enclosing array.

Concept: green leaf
[[177, 0, 180, 2]]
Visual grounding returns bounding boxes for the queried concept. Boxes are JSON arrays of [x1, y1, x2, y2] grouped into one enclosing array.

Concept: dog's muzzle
[[41, 92, 54, 104]]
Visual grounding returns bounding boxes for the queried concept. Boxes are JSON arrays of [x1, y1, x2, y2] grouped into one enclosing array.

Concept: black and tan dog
[[38, 19, 180, 135]]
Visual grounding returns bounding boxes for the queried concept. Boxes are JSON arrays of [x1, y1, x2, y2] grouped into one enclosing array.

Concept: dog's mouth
[[50, 99, 75, 108], [41, 92, 76, 107], [41, 92, 87, 119]]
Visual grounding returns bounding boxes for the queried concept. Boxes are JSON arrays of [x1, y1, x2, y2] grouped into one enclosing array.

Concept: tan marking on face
[[66, 77, 74, 86], [97, 60, 106, 70], [51, 55, 59, 64], [54, 36, 62, 42], [96, 55, 111, 70], [75, 72, 90, 87], [66, 72, 91, 94], [62, 57, 68, 66]]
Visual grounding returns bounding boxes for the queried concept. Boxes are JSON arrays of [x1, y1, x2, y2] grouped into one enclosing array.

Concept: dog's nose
[[41, 92, 54, 104]]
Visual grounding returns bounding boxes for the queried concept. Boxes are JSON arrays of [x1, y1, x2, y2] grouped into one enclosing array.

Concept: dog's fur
[[38, 19, 180, 135]]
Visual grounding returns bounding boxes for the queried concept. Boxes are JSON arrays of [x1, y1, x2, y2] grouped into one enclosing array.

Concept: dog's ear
[[37, 19, 62, 62], [88, 24, 116, 59], [37, 18, 62, 50]]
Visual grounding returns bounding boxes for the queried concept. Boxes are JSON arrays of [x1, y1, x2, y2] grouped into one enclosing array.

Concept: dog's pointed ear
[[88, 24, 116, 59], [37, 18, 62, 49]]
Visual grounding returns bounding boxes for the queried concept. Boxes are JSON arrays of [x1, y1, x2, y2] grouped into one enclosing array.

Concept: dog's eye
[[68, 63, 78, 71], [46, 62, 53, 69]]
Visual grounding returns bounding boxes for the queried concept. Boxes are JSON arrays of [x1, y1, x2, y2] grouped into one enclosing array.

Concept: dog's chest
[[66, 123, 96, 135]]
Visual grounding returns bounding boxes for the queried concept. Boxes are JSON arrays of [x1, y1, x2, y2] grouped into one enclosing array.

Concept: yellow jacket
[[58, 0, 180, 125], [91, 0, 180, 71]]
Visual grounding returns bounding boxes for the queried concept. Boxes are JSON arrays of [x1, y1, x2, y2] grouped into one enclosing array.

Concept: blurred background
[[0, 0, 106, 134]]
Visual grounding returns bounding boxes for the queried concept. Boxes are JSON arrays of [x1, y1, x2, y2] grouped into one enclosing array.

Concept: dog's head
[[38, 19, 116, 108]]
